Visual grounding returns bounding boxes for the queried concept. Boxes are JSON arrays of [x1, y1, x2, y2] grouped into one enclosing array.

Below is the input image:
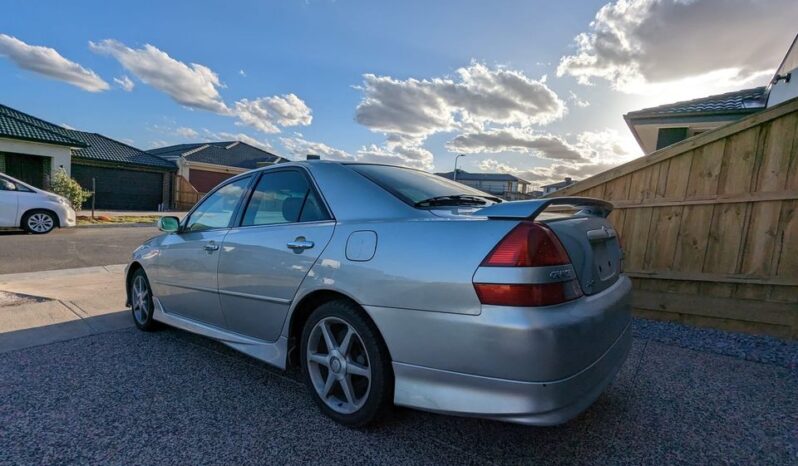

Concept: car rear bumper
[[391, 320, 631, 425], [365, 274, 632, 425]]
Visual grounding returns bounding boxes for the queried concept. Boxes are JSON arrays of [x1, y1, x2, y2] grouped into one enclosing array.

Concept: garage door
[[72, 164, 164, 210], [189, 169, 235, 193]]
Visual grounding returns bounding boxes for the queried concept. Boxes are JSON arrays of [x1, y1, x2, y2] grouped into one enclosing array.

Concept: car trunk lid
[[472, 197, 621, 296]]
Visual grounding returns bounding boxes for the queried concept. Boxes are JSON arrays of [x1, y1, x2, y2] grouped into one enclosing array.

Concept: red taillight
[[481, 221, 570, 267], [474, 281, 582, 307], [475, 221, 581, 307]]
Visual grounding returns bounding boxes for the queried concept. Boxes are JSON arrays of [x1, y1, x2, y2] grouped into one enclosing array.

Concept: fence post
[[91, 177, 96, 220]]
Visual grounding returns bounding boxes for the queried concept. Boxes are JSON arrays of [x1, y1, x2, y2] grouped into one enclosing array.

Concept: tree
[[50, 168, 91, 210]]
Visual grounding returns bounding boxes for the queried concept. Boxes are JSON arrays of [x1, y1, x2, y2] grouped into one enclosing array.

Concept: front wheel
[[22, 210, 57, 234], [300, 300, 393, 427], [129, 269, 157, 331]]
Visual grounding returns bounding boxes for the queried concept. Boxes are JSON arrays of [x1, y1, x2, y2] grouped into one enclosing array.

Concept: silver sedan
[[126, 161, 631, 426]]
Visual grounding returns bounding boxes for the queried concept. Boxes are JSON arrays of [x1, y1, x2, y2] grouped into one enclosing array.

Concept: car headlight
[[47, 195, 70, 206]]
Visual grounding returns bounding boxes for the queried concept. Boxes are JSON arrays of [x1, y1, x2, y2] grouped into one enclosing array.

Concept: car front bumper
[[58, 205, 77, 227]]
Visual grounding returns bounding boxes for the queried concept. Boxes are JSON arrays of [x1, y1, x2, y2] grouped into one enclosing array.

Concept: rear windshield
[[349, 164, 491, 205]]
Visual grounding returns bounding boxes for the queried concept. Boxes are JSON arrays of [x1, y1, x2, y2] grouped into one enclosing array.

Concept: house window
[[656, 127, 689, 150]]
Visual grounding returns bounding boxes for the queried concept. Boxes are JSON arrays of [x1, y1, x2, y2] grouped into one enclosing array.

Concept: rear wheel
[[130, 269, 157, 331], [22, 210, 57, 234], [300, 300, 393, 427]]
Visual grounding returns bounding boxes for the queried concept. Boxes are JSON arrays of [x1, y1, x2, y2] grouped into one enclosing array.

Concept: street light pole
[[453, 154, 466, 181]]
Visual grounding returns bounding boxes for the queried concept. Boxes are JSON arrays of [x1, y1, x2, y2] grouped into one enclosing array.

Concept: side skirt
[[152, 297, 289, 370]]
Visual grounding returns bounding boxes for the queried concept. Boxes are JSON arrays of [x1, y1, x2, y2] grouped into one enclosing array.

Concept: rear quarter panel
[[292, 217, 518, 316]]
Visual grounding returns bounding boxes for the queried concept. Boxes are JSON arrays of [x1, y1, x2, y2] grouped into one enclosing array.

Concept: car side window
[[185, 177, 251, 232], [0, 178, 16, 191], [241, 170, 330, 227]]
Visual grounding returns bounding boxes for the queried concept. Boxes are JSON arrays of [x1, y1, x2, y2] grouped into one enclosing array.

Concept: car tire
[[300, 300, 393, 427], [22, 210, 57, 234], [129, 269, 158, 331]]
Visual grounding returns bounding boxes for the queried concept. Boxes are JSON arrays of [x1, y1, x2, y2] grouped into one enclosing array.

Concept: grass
[[76, 215, 162, 225]]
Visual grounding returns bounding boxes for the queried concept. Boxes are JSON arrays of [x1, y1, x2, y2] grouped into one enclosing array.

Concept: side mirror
[[157, 216, 180, 232], [1, 180, 16, 191]]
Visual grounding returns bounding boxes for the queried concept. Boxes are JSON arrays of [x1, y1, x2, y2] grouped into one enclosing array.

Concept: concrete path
[[0, 265, 130, 353]]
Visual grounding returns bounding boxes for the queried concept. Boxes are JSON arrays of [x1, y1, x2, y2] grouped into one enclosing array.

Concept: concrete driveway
[[0, 266, 796, 464]]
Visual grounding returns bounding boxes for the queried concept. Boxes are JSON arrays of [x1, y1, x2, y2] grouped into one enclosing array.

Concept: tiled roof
[[626, 87, 767, 119], [65, 130, 176, 170], [0, 103, 172, 169], [148, 141, 288, 169], [0, 104, 85, 147], [437, 170, 530, 183]]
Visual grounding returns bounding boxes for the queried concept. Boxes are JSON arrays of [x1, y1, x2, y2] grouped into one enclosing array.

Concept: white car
[[0, 172, 76, 234]]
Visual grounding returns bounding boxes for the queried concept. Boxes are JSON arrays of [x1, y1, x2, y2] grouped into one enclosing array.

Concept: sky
[[1, 0, 795, 189]]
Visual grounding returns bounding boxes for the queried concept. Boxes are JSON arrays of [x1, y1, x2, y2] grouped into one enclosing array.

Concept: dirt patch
[[0, 291, 51, 307], [76, 215, 161, 225]]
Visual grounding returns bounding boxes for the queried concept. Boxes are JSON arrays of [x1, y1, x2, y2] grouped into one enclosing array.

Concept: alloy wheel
[[27, 213, 54, 233], [131, 275, 150, 324], [306, 316, 372, 414]]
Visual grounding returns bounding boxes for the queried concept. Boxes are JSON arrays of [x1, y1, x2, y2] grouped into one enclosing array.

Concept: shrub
[[50, 168, 92, 210]]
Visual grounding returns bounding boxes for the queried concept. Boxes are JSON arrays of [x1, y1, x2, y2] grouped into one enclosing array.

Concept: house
[[626, 34, 798, 155], [624, 87, 767, 154], [541, 177, 576, 195], [148, 141, 288, 194], [0, 103, 175, 210], [437, 169, 533, 200]]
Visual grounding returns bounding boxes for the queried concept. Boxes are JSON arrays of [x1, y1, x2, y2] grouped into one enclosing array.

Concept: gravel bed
[[633, 317, 798, 370]]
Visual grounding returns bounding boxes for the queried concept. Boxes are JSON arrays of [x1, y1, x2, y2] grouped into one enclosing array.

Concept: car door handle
[[287, 238, 314, 251], [203, 241, 220, 252]]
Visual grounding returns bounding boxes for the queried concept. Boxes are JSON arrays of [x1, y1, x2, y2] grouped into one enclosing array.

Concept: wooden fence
[[553, 97, 798, 339], [174, 174, 203, 211]]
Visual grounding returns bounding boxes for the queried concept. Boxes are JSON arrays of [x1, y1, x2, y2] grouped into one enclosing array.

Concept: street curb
[[75, 223, 156, 229], [0, 264, 127, 283]]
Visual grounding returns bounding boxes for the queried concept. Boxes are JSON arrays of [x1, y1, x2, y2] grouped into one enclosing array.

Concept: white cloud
[[557, 0, 798, 98], [280, 136, 355, 161], [357, 142, 434, 170], [175, 127, 199, 138], [356, 62, 565, 139], [60, 123, 76, 130], [447, 128, 587, 162], [91, 40, 314, 134], [479, 158, 517, 174], [234, 94, 312, 133], [113, 75, 134, 91], [568, 91, 590, 108], [90, 39, 228, 113], [239, 69, 247, 77], [467, 129, 640, 188], [0, 34, 108, 92]]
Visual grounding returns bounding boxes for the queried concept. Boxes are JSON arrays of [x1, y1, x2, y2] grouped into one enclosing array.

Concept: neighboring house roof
[[65, 130, 176, 170], [625, 87, 767, 120], [0, 103, 172, 170], [0, 104, 86, 147], [437, 170, 531, 183], [148, 141, 288, 169]]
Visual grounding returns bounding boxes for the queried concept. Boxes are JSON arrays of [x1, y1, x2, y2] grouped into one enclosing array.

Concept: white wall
[[0, 138, 73, 175]]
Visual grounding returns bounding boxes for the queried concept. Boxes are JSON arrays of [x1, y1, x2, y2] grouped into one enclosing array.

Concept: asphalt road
[[1, 322, 796, 465], [0, 226, 159, 274]]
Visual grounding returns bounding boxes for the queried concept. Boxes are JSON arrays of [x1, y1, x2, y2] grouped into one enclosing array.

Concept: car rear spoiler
[[474, 197, 613, 220]]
